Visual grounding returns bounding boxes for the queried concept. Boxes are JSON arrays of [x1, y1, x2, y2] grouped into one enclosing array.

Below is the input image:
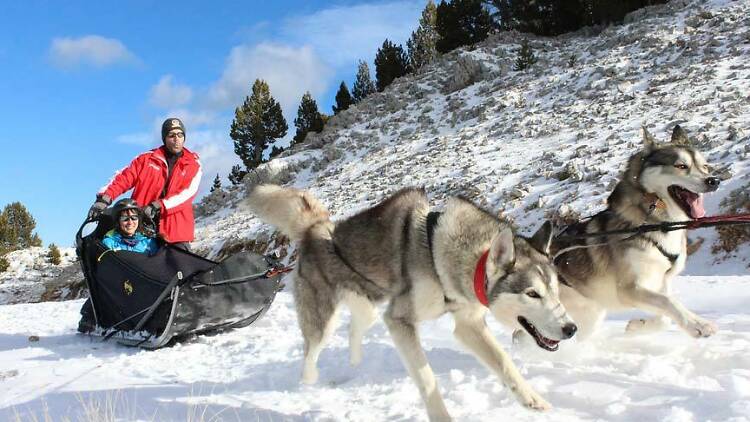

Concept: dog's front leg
[[618, 284, 716, 338], [453, 310, 551, 411], [384, 312, 451, 422]]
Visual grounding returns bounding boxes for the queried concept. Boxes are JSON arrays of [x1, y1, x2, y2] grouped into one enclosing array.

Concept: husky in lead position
[[552, 125, 721, 340], [247, 185, 576, 421]]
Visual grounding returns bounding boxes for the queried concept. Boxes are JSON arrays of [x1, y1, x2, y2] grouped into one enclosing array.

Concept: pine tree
[[228, 164, 247, 186], [332, 81, 354, 114], [513, 38, 537, 71], [210, 174, 222, 193], [488, 0, 668, 36], [0, 202, 42, 254], [351, 60, 376, 103], [269, 145, 285, 159], [407, 0, 439, 71], [293, 92, 325, 145], [374, 39, 409, 91], [230, 79, 288, 170], [47, 243, 61, 265], [435, 0, 493, 53]]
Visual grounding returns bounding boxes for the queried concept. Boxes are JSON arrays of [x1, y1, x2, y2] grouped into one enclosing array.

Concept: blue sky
[[0, 0, 425, 247]]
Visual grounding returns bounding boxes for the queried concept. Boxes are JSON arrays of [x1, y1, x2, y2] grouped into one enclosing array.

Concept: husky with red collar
[[247, 185, 576, 421], [549, 125, 721, 341]]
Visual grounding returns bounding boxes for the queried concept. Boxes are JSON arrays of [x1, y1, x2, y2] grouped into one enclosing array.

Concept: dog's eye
[[674, 164, 689, 170], [526, 290, 541, 299]]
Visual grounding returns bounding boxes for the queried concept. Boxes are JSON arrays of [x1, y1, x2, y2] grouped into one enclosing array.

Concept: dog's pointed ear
[[529, 221, 553, 256], [489, 227, 515, 270], [642, 126, 657, 149], [671, 125, 690, 145]]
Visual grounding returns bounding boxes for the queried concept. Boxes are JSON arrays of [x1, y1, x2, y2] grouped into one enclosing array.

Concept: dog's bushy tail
[[245, 184, 330, 241]]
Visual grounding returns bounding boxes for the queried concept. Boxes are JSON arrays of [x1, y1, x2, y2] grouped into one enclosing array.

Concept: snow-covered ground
[[0, 247, 78, 305], [2, 0, 749, 419], [2, 275, 750, 421]]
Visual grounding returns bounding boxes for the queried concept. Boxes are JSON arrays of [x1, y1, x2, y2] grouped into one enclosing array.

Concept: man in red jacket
[[88, 118, 202, 249]]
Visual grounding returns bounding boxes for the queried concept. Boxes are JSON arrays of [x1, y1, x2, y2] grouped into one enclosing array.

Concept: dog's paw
[[517, 388, 551, 411], [686, 318, 717, 338], [625, 318, 647, 333], [301, 366, 319, 385], [349, 343, 363, 367], [349, 350, 362, 367]]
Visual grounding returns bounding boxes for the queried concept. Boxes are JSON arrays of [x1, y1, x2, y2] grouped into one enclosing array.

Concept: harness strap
[[640, 236, 679, 264]]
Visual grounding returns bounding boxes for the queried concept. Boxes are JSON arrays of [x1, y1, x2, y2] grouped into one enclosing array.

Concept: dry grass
[[711, 182, 750, 256], [9, 388, 243, 422]]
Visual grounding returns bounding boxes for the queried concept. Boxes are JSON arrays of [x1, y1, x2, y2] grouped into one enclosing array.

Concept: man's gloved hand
[[143, 200, 162, 223], [87, 196, 110, 220]]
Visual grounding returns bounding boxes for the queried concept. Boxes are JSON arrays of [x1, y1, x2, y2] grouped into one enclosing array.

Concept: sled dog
[[551, 125, 721, 340], [247, 185, 577, 421]]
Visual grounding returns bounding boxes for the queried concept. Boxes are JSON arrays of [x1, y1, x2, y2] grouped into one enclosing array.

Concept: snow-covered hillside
[[192, 0, 750, 273], [0, 246, 80, 305], [2, 0, 749, 420]]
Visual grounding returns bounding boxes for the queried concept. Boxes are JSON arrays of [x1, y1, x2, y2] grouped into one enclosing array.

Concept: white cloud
[[49, 35, 138, 69], [279, 1, 424, 67], [206, 43, 333, 117], [115, 133, 152, 146], [149, 75, 193, 108]]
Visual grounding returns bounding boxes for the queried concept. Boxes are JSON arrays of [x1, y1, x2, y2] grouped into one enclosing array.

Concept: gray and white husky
[[551, 125, 721, 340], [247, 185, 576, 421]]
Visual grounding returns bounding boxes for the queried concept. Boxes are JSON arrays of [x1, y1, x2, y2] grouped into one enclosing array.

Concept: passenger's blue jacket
[[102, 230, 159, 256]]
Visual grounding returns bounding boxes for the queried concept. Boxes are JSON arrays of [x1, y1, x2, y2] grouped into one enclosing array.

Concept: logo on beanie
[[170, 119, 181, 129]]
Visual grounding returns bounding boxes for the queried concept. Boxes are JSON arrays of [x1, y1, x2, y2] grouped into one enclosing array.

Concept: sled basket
[[74, 214, 284, 349]]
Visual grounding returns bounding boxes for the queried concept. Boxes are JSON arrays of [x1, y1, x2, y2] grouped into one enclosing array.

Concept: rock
[[510, 187, 528, 200], [556, 162, 584, 182], [443, 54, 489, 94]]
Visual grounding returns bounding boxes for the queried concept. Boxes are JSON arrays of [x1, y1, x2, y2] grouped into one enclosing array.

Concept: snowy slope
[[192, 0, 750, 273], [2, 0, 750, 420]]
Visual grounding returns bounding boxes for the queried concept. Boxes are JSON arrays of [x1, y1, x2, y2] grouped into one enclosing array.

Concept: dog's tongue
[[681, 190, 705, 219]]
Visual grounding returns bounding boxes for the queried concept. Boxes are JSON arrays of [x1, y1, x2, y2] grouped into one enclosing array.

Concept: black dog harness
[[639, 235, 680, 265]]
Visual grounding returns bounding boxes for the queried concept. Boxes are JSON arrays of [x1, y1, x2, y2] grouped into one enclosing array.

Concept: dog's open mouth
[[668, 185, 705, 219], [518, 317, 559, 351]]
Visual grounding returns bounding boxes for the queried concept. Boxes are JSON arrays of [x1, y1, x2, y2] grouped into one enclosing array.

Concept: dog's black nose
[[705, 177, 721, 191], [562, 323, 578, 339]]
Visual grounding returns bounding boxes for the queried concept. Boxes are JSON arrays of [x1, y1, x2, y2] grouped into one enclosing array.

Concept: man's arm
[[97, 154, 146, 201]]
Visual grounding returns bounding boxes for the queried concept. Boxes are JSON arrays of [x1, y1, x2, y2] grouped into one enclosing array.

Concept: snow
[[2, 0, 749, 419], [2, 276, 750, 421]]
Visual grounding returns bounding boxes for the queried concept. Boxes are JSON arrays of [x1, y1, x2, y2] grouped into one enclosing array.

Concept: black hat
[[112, 198, 141, 217], [161, 118, 186, 141]]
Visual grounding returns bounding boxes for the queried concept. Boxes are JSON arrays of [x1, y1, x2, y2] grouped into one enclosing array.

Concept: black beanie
[[161, 118, 186, 142]]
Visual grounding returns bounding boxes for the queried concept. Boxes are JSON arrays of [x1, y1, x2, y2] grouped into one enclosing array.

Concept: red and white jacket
[[98, 146, 202, 243]]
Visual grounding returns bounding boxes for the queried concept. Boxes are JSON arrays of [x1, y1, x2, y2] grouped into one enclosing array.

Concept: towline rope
[[553, 212, 750, 242]]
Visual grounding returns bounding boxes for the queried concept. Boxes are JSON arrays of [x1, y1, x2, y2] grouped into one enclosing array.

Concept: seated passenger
[[102, 198, 159, 256]]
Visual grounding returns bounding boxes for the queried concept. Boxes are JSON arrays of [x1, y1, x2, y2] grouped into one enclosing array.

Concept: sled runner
[[75, 214, 286, 349]]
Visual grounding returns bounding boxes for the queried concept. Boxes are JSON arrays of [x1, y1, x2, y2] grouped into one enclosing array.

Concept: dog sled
[[75, 213, 286, 349]]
